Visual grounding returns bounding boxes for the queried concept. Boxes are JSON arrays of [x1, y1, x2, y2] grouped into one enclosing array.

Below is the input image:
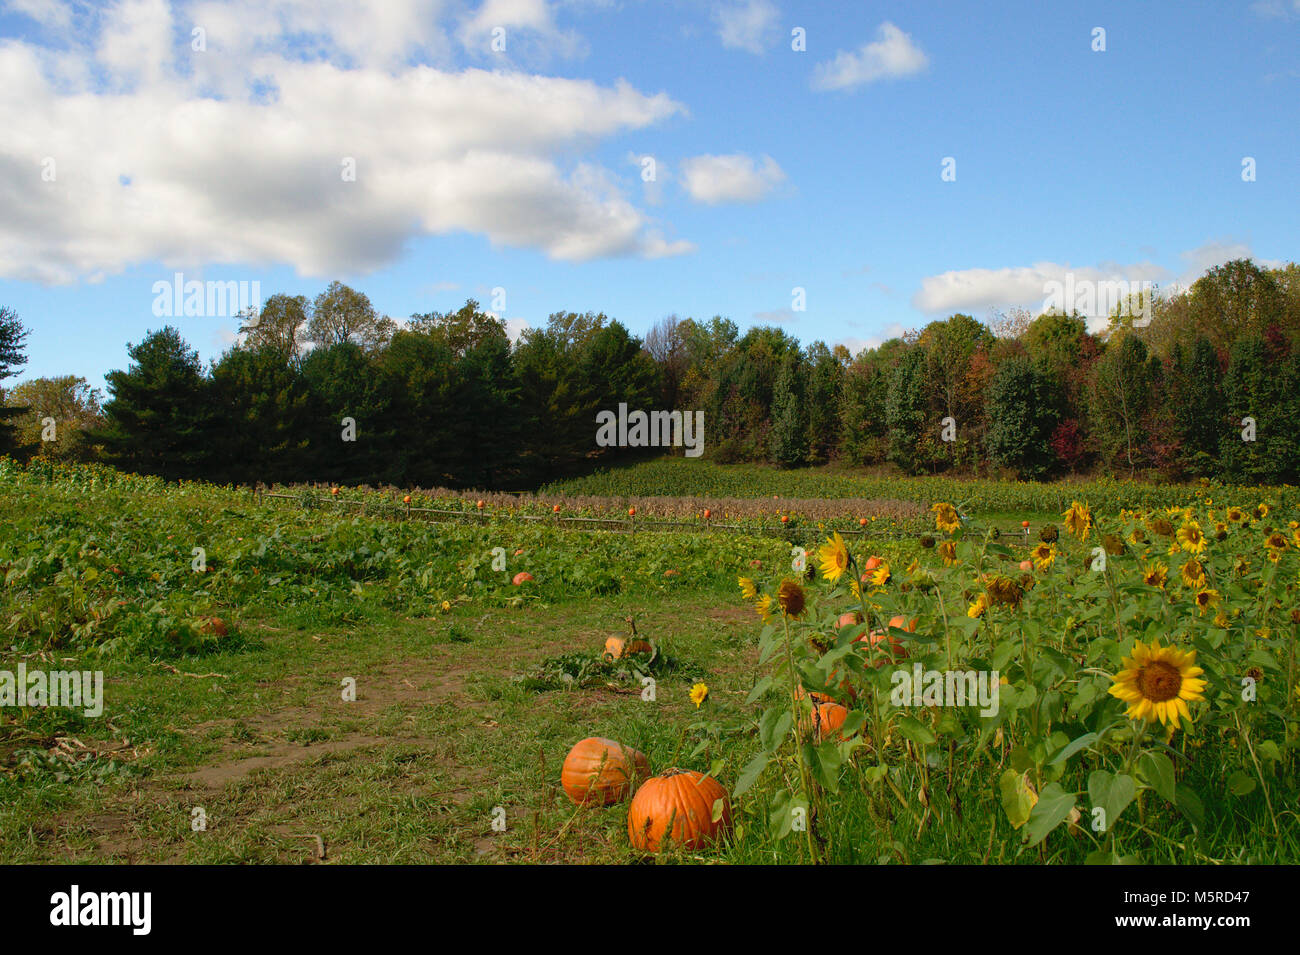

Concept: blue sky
[[1, 0, 1297, 394]]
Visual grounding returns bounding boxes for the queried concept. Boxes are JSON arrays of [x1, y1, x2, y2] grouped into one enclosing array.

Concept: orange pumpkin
[[561, 737, 650, 806], [856, 628, 908, 664], [627, 769, 731, 853], [836, 610, 862, 629], [863, 556, 884, 572], [512, 571, 534, 586], [603, 636, 652, 661], [799, 701, 849, 741], [199, 616, 228, 638]]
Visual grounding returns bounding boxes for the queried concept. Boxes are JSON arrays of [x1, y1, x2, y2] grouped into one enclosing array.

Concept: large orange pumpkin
[[561, 737, 650, 806], [627, 769, 731, 852]]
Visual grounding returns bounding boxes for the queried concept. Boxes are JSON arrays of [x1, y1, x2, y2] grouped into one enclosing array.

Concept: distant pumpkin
[[512, 571, 534, 586]]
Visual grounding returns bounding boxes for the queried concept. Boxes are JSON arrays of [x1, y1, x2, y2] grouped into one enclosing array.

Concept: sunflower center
[[1137, 661, 1182, 702]]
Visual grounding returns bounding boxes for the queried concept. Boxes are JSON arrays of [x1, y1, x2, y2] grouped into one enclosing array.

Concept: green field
[[1, 459, 1295, 864]]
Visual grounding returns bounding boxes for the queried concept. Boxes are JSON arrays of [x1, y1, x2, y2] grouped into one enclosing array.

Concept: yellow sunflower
[[1143, 561, 1168, 589], [755, 593, 774, 622], [1194, 588, 1220, 615], [690, 682, 710, 708], [816, 533, 850, 584], [967, 592, 989, 619], [1176, 520, 1206, 554], [867, 561, 891, 588], [1031, 542, 1056, 571], [938, 540, 958, 565], [1180, 558, 1206, 589], [1108, 640, 1206, 729], [738, 576, 757, 601], [932, 502, 961, 534], [1226, 506, 1245, 523], [1063, 501, 1092, 540]]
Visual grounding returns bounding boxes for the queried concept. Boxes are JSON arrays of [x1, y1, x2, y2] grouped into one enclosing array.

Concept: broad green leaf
[[1137, 751, 1176, 803], [999, 769, 1037, 829], [1024, 783, 1076, 846]]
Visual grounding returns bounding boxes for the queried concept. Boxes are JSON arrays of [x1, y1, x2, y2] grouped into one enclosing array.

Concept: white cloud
[[811, 22, 928, 91], [0, 2, 691, 284], [713, 0, 779, 54], [912, 242, 1275, 332], [838, 324, 905, 356], [679, 153, 784, 204], [456, 0, 585, 61], [753, 307, 795, 324], [504, 316, 530, 343]]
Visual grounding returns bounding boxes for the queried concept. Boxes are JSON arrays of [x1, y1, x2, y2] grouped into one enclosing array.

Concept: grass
[[1, 460, 1295, 865]]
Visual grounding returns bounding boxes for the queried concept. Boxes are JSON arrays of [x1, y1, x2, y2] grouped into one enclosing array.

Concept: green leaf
[[1137, 751, 1177, 803], [1174, 784, 1204, 828], [1256, 740, 1284, 763], [1227, 770, 1256, 796], [1088, 770, 1136, 829], [745, 675, 774, 706], [896, 715, 936, 747], [999, 769, 1037, 830], [733, 752, 769, 797], [1047, 732, 1098, 767], [1024, 783, 1076, 847]]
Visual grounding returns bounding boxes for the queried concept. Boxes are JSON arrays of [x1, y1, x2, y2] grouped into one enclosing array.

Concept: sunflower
[[932, 502, 961, 534], [1176, 520, 1206, 554], [849, 577, 862, 599], [986, 575, 1024, 609], [1257, 503, 1271, 519], [967, 592, 989, 619], [777, 578, 806, 618], [1108, 640, 1206, 729], [1143, 561, 1168, 588], [738, 576, 758, 601], [867, 562, 891, 588], [1032, 542, 1056, 572], [690, 682, 710, 708], [755, 593, 774, 622], [1180, 558, 1206, 589], [1266, 531, 1288, 563], [938, 540, 958, 565], [1063, 501, 1092, 540], [1226, 506, 1245, 523], [816, 533, 850, 584], [1194, 588, 1220, 615], [1149, 516, 1175, 538]]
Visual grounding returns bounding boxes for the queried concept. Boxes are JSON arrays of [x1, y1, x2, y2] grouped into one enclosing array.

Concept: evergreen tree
[[886, 348, 928, 474], [93, 327, 216, 481], [0, 306, 32, 458], [985, 355, 1059, 479], [770, 354, 808, 468]]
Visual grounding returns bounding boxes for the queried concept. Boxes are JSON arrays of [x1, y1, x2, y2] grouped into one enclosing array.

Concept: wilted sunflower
[[1176, 520, 1206, 554], [1063, 501, 1092, 540], [932, 502, 961, 534], [738, 576, 758, 601], [1103, 533, 1126, 557], [920, 534, 936, 549], [1194, 588, 1220, 615], [690, 682, 710, 708], [1108, 640, 1206, 729], [1180, 558, 1206, 589], [1143, 561, 1168, 588], [986, 575, 1024, 609], [938, 541, 958, 565], [1039, 524, 1059, 544], [1214, 522, 1228, 541], [816, 533, 850, 584], [777, 578, 806, 617], [1032, 542, 1056, 571], [967, 592, 989, 618], [1148, 516, 1175, 538]]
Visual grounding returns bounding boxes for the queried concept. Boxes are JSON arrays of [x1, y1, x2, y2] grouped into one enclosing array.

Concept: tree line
[[2, 258, 1299, 489]]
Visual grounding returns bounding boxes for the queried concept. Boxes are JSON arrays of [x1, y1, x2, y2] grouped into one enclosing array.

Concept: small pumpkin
[[856, 628, 908, 664], [561, 737, 650, 806], [627, 769, 731, 853], [836, 610, 862, 629], [603, 636, 652, 662], [799, 701, 849, 741], [512, 571, 534, 586]]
